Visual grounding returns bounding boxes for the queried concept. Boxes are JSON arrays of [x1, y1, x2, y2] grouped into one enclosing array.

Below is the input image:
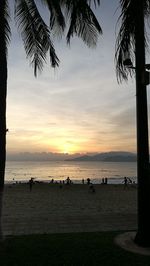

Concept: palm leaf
[[42, 0, 65, 32], [64, 0, 102, 47], [87, 0, 100, 7], [0, 0, 11, 55], [115, 0, 150, 82], [15, 0, 59, 76]]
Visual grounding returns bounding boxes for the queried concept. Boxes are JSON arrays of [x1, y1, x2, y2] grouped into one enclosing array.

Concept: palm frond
[[115, 0, 136, 82], [64, 0, 102, 47], [15, 0, 59, 76], [0, 0, 11, 55], [143, 0, 150, 15], [115, 0, 149, 82], [42, 0, 65, 33], [87, 0, 100, 8]]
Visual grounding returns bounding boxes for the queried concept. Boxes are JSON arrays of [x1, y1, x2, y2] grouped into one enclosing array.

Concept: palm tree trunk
[[0, 43, 7, 190], [0, 59, 7, 240], [134, 0, 150, 247], [0, 54, 7, 241], [0, 1, 8, 240]]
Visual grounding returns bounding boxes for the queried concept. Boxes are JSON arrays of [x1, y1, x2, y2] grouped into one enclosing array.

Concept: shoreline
[[4, 176, 137, 186]]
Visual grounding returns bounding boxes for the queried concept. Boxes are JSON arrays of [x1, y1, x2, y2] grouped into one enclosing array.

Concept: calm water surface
[[5, 161, 137, 184]]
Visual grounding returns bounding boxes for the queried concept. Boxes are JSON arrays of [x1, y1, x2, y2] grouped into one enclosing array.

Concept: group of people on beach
[[27, 175, 134, 191], [101, 178, 108, 185], [28, 176, 74, 191], [27, 176, 97, 193]]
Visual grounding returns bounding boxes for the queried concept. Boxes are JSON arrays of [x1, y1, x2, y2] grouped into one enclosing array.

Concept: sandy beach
[[2, 183, 137, 236]]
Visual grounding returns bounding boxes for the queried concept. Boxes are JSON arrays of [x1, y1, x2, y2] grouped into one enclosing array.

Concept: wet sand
[[2, 183, 137, 236]]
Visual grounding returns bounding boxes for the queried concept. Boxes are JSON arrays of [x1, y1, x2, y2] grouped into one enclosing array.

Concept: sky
[[6, 0, 144, 156]]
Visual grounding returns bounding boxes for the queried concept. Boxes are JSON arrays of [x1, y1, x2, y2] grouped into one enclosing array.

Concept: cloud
[[6, 1, 139, 154]]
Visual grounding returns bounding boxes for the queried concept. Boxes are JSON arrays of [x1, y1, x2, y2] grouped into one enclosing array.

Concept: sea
[[5, 161, 137, 185]]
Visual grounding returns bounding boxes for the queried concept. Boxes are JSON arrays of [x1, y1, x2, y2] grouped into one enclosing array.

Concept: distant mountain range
[[66, 151, 137, 162], [6, 152, 78, 161], [6, 151, 137, 162]]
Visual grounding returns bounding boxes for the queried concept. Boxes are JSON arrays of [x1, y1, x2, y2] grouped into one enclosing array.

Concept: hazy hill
[[66, 151, 136, 162], [7, 151, 136, 162], [6, 152, 79, 161]]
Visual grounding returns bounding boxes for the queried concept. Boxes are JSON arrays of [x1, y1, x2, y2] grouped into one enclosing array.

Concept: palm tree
[[0, 0, 60, 240], [60, 0, 150, 247], [0, 0, 101, 239], [116, 0, 150, 247]]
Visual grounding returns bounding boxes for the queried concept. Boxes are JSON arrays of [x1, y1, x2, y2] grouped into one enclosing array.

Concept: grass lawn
[[0, 231, 150, 266]]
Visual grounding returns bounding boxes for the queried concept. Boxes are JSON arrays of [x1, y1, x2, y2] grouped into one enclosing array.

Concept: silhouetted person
[[59, 180, 63, 189], [82, 179, 84, 184], [66, 176, 71, 185], [101, 178, 105, 184], [87, 178, 91, 185], [104, 177, 108, 185], [128, 177, 132, 184], [29, 178, 34, 191], [123, 176, 128, 189], [89, 183, 95, 193]]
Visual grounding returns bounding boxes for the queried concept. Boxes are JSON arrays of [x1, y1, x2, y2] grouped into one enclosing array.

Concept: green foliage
[[63, 0, 102, 47], [0, 0, 11, 54], [115, 0, 136, 82], [3, 0, 102, 76], [15, 0, 59, 76], [115, 0, 150, 82], [0, 232, 150, 266]]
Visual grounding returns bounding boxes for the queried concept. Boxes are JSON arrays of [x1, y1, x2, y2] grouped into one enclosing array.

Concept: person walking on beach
[[29, 178, 34, 191], [89, 183, 96, 193], [87, 178, 91, 185], [104, 177, 108, 185], [123, 176, 128, 189], [66, 176, 71, 185], [101, 178, 105, 184], [59, 180, 63, 189]]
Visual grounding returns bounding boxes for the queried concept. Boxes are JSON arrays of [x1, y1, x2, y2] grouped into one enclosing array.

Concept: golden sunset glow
[[7, 0, 137, 157], [51, 139, 81, 154], [7, 124, 136, 154]]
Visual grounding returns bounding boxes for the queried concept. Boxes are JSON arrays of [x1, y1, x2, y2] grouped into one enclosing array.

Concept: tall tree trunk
[[0, 58, 7, 241], [0, 0, 8, 240], [134, 0, 150, 247]]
